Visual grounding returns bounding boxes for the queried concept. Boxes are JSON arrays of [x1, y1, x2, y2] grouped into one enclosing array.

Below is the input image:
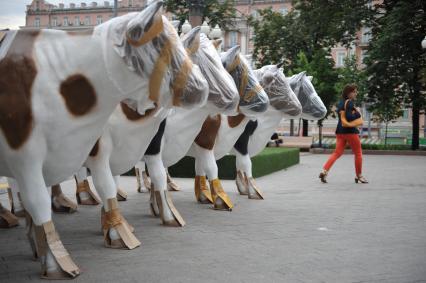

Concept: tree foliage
[[164, 0, 236, 30], [365, 0, 426, 149]]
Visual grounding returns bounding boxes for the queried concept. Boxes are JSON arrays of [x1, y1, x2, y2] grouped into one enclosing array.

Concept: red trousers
[[323, 134, 363, 176]]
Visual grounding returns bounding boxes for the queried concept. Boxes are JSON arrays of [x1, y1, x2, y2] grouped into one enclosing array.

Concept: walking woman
[[319, 84, 368, 184]]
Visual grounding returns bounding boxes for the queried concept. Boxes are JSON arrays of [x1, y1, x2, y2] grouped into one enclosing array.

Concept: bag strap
[[344, 99, 351, 111]]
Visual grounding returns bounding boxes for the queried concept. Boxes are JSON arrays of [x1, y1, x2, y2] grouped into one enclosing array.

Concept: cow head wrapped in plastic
[[181, 27, 239, 114], [111, 1, 209, 114], [221, 46, 269, 117], [254, 64, 302, 118], [288, 71, 327, 120]]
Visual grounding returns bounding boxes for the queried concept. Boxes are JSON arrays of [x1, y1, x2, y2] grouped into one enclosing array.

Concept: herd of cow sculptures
[[0, 1, 327, 279]]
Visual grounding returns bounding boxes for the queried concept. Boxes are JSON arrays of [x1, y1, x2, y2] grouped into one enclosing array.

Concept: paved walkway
[[1, 154, 426, 283]]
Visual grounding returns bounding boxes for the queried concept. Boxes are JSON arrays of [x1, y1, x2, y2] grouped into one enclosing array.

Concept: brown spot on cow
[[0, 30, 39, 150], [120, 102, 158, 121], [227, 113, 246, 128], [60, 74, 97, 116], [194, 115, 221, 150], [89, 139, 100, 156]]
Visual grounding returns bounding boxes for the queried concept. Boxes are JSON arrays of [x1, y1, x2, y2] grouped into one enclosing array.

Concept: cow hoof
[[209, 179, 234, 211], [236, 170, 248, 195], [155, 191, 185, 227], [194, 176, 213, 204], [102, 198, 140, 250], [76, 179, 101, 205], [0, 204, 19, 228], [116, 188, 128, 201], [52, 194, 77, 214], [246, 176, 264, 200], [149, 185, 160, 217], [34, 221, 80, 279], [166, 173, 181, 191]]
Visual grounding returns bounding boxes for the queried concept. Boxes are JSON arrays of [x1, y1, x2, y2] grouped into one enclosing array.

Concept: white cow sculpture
[[0, 2, 209, 279], [67, 27, 239, 231], [146, 46, 271, 211], [233, 70, 328, 196], [182, 64, 302, 203]]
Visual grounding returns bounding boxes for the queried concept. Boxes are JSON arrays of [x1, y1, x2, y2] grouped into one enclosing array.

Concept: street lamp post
[[422, 36, 426, 138], [188, 0, 204, 27], [113, 0, 118, 17]]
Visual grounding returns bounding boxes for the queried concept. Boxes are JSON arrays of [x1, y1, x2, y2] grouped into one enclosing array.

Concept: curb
[[310, 148, 426, 156]]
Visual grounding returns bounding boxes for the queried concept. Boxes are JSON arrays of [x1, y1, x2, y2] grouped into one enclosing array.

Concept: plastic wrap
[[110, 2, 208, 111], [254, 65, 302, 118], [288, 71, 327, 120], [221, 46, 269, 117], [182, 28, 239, 114]]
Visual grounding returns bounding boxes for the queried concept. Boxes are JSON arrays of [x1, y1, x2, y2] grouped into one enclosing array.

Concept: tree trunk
[[412, 102, 420, 150], [384, 121, 388, 147], [290, 119, 294, 136], [318, 119, 323, 147], [302, 119, 308, 137]]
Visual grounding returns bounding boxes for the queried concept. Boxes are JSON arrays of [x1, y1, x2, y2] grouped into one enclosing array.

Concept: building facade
[[22, 0, 424, 141]]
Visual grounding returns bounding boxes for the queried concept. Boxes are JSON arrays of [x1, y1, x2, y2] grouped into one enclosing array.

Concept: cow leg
[[13, 166, 80, 279], [135, 161, 150, 193], [7, 177, 26, 217], [194, 144, 233, 210], [75, 167, 100, 205], [87, 158, 140, 250], [145, 154, 185, 227], [235, 151, 263, 200], [114, 175, 127, 201], [51, 184, 78, 213]]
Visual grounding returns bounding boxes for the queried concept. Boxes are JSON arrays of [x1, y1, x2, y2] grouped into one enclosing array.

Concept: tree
[[164, 0, 236, 30], [336, 55, 367, 102], [290, 51, 339, 142], [249, 1, 373, 137], [365, 0, 426, 150]]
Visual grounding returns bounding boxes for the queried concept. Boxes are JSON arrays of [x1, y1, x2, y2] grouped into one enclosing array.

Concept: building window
[[229, 31, 238, 48], [280, 7, 288, 15], [360, 50, 368, 66], [52, 17, 57, 26], [402, 109, 409, 119], [85, 16, 91, 25], [63, 17, 69, 26], [74, 16, 80, 26], [35, 17, 40, 27], [96, 15, 103, 25], [336, 51, 347, 67], [361, 27, 372, 44], [251, 10, 258, 19]]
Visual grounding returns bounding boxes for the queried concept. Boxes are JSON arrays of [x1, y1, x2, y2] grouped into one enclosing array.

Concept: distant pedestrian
[[319, 84, 368, 184]]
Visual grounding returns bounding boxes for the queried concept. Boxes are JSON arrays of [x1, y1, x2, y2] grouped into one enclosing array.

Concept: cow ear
[[295, 71, 306, 82], [182, 27, 201, 55], [126, 1, 164, 46], [212, 38, 222, 49], [221, 45, 241, 71]]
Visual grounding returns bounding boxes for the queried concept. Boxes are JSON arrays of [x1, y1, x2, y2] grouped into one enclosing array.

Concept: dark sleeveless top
[[335, 99, 361, 134]]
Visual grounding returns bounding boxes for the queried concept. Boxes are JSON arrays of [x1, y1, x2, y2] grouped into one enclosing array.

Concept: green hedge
[[168, 147, 299, 180]]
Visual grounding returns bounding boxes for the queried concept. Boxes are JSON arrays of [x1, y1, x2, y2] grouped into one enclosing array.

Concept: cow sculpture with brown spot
[[0, 2, 209, 279]]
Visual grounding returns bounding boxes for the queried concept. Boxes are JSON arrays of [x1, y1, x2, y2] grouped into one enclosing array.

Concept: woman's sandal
[[355, 175, 368, 184], [319, 170, 328, 183]]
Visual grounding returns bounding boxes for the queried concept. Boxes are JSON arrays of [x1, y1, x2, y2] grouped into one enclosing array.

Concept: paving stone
[[0, 154, 425, 282]]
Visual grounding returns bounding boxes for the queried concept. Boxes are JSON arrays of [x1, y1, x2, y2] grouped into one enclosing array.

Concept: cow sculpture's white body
[[233, 71, 328, 196], [0, 2, 209, 279], [81, 28, 238, 233]]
